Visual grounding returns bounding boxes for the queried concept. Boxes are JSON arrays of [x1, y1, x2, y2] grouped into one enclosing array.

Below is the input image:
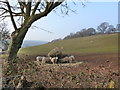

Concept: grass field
[[19, 33, 118, 55]]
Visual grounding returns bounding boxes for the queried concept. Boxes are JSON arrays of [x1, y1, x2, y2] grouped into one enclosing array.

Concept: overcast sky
[[7, 1, 118, 42]]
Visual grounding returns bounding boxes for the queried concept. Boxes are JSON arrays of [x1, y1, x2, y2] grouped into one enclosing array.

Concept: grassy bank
[[19, 33, 118, 55]]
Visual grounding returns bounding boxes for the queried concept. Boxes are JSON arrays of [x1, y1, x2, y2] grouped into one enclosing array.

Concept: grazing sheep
[[50, 57, 58, 64], [69, 55, 75, 63], [60, 55, 75, 63], [42, 57, 51, 64], [60, 56, 70, 63], [36, 56, 43, 61]]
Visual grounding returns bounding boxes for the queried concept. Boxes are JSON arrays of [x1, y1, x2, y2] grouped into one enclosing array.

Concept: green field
[[19, 33, 118, 55]]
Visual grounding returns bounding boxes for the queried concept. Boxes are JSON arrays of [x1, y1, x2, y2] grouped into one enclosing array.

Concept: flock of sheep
[[34, 47, 76, 65], [35, 55, 75, 64]]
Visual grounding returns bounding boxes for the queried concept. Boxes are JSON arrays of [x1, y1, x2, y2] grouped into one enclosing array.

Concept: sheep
[[50, 57, 58, 64], [42, 57, 51, 64], [60, 56, 70, 63], [34, 56, 43, 65], [69, 55, 75, 63], [60, 55, 75, 63], [36, 56, 43, 61]]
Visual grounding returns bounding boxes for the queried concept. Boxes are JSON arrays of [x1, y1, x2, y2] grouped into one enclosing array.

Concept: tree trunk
[[8, 28, 28, 61], [7, 36, 21, 61]]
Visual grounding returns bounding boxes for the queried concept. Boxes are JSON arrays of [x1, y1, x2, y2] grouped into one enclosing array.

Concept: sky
[[6, 1, 118, 42]]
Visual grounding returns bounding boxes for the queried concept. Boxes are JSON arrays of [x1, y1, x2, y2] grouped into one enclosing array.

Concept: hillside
[[19, 33, 118, 55]]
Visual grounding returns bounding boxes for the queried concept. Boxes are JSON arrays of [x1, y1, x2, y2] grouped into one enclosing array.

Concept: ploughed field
[[15, 53, 119, 88]]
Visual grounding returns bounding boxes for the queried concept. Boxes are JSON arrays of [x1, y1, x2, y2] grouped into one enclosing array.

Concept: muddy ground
[[2, 53, 120, 88]]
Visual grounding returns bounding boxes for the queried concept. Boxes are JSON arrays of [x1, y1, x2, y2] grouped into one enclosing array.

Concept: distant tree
[[63, 23, 117, 40], [63, 33, 75, 40], [69, 33, 74, 37], [97, 22, 109, 34], [80, 28, 87, 32], [106, 25, 116, 34], [80, 28, 87, 37], [74, 31, 81, 38], [86, 28, 96, 35], [63, 28, 96, 40], [64, 35, 72, 40], [0, 22, 10, 51], [80, 28, 96, 37]]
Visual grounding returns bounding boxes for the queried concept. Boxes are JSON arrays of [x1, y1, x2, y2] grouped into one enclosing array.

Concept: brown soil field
[[3, 53, 120, 88], [25, 53, 119, 72]]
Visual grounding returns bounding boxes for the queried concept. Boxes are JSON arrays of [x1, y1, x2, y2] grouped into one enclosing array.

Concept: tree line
[[51, 22, 120, 42]]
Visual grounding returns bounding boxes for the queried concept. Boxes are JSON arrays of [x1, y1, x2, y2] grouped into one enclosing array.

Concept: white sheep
[[50, 57, 58, 64], [60, 55, 75, 63], [60, 56, 69, 63], [42, 57, 51, 64], [36, 56, 43, 61], [69, 55, 75, 63]]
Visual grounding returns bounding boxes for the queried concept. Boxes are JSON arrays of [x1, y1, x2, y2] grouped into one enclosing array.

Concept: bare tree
[[0, 0, 73, 61], [0, 22, 10, 51], [97, 22, 109, 34], [87, 28, 96, 35], [106, 25, 116, 34]]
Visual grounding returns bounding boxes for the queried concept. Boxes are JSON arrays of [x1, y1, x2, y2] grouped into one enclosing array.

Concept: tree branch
[[51, 0, 65, 10], [0, 11, 8, 16], [5, 0, 17, 30], [18, 0, 25, 16], [30, 0, 64, 24], [26, 0, 32, 17], [44, 0, 49, 4], [0, 7, 23, 16], [18, 0, 26, 8], [31, 0, 41, 15]]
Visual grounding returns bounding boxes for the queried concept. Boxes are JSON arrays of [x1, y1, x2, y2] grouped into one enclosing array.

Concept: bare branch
[[5, 0, 18, 30], [0, 16, 7, 22], [18, 0, 27, 8], [0, 11, 8, 16], [51, 0, 65, 11], [31, 0, 41, 15], [45, 0, 65, 15], [0, 7, 23, 17], [18, 0, 25, 16], [44, 0, 49, 4], [26, 0, 32, 17], [28, 0, 65, 24], [0, 7, 9, 12]]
